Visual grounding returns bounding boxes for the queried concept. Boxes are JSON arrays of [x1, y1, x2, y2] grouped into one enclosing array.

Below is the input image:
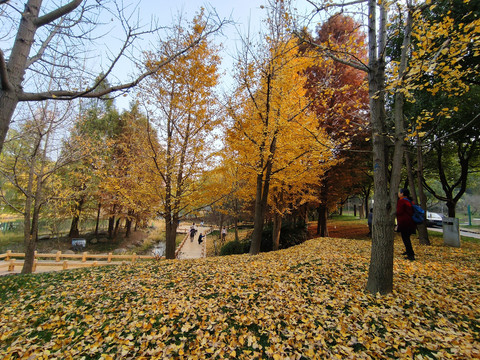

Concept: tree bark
[[405, 150, 429, 244], [272, 212, 282, 251], [68, 197, 85, 238], [415, 137, 430, 245], [365, 0, 395, 295], [95, 203, 101, 235]]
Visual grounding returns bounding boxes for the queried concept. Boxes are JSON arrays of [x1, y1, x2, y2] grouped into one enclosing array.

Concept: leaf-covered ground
[[1, 237, 479, 359]]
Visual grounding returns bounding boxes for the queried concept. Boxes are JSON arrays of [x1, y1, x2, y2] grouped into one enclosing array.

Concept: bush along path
[[0, 236, 479, 359]]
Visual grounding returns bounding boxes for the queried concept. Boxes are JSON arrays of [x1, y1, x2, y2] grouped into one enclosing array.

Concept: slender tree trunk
[[234, 199, 240, 242], [113, 218, 121, 238], [219, 212, 224, 245], [405, 150, 429, 244], [95, 203, 101, 235], [125, 210, 134, 238], [416, 136, 430, 245], [272, 212, 282, 251]]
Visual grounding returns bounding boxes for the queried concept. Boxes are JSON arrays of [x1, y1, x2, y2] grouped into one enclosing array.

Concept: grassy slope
[[1, 233, 479, 359]]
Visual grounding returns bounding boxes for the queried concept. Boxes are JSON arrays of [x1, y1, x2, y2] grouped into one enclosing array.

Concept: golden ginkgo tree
[[226, 1, 335, 255], [139, 10, 223, 259]]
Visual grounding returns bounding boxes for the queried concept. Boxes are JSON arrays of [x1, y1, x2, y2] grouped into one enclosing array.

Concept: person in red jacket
[[396, 188, 416, 261]]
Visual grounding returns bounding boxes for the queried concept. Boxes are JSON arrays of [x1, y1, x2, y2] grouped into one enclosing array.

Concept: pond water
[[151, 241, 166, 257]]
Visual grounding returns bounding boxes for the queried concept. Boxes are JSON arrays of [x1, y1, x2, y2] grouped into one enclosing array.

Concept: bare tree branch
[[18, 19, 227, 102], [34, 0, 82, 28]]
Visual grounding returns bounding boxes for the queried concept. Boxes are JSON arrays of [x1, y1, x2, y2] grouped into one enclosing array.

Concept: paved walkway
[[176, 226, 210, 259]]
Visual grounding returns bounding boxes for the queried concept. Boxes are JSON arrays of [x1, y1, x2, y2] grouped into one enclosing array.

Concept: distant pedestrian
[[396, 188, 416, 261], [198, 233, 204, 244], [221, 227, 227, 242], [190, 223, 196, 242], [367, 208, 373, 237]]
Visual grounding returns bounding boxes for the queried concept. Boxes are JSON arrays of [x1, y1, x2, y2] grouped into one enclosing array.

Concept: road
[[428, 226, 480, 239]]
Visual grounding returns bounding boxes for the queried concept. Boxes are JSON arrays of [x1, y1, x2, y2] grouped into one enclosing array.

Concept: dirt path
[[176, 226, 210, 259]]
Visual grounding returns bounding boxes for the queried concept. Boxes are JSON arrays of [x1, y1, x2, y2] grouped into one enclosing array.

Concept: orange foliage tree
[[303, 14, 371, 236]]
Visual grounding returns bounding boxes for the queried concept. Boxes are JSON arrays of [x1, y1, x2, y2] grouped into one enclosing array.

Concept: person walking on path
[[396, 188, 416, 261], [190, 223, 196, 242], [198, 233, 204, 244]]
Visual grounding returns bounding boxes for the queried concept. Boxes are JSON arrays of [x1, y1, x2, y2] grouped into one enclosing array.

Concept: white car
[[426, 212, 443, 227]]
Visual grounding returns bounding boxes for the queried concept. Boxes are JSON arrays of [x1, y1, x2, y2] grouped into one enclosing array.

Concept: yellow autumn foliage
[[1, 236, 479, 358]]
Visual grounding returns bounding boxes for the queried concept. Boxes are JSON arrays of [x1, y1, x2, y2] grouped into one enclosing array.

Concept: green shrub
[[260, 221, 308, 252], [220, 238, 251, 256]]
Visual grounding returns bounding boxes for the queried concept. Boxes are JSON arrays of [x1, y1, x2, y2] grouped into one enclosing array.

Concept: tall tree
[[299, 0, 479, 294], [228, 0, 334, 255], [0, 101, 80, 273], [139, 10, 222, 259], [303, 14, 370, 236], [0, 0, 226, 154]]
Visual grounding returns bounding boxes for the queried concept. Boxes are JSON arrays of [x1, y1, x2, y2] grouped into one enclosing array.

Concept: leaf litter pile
[[1, 237, 479, 359]]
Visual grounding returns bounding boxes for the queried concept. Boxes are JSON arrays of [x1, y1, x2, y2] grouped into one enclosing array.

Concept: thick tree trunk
[[164, 214, 178, 259], [0, 94, 19, 155], [108, 215, 115, 239], [318, 204, 328, 237], [446, 200, 456, 218], [272, 212, 282, 251], [365, 6, 395, 294], [125, 210, 134, 238], [69, 197, 85, 238]]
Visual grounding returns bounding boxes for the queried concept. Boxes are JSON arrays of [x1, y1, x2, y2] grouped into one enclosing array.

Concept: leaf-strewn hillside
[[1, 237, 479, 359]]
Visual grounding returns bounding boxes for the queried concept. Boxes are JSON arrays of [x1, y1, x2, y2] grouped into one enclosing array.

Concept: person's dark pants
[[401, 231, 415, 259]]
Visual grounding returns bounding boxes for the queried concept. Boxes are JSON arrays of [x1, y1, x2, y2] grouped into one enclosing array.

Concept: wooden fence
[[0, 250, 160, 274]]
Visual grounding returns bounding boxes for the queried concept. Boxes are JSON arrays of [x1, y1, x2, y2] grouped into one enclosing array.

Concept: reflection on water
[[152, 241, 166, 256]]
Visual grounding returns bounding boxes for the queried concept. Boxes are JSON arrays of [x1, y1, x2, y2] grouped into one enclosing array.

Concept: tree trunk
[[164, 214, 178, 259], [108, 216, 115, 239], [95, 203, 101, 235], [405, 150, 429, 244], [0, 0, 43, 153], [318, 204, 329, 237], [234, 199, 240, 242], [446, 200, 456, 218], [272, 212, 282, 251], [365, 1, 395, 294], [69, 197, 85, 238], [125, 210, 134, 238], [250, 170, 271, 254], [250, 174, 265, 254], [113, 218, 121, 238], [366, 0, 413, 295], [416, 136, 430, 245], [219, 212, 224, 245]]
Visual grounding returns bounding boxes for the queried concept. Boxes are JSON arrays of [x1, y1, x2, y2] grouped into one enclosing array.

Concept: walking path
[[176, 225, 210, 259]]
